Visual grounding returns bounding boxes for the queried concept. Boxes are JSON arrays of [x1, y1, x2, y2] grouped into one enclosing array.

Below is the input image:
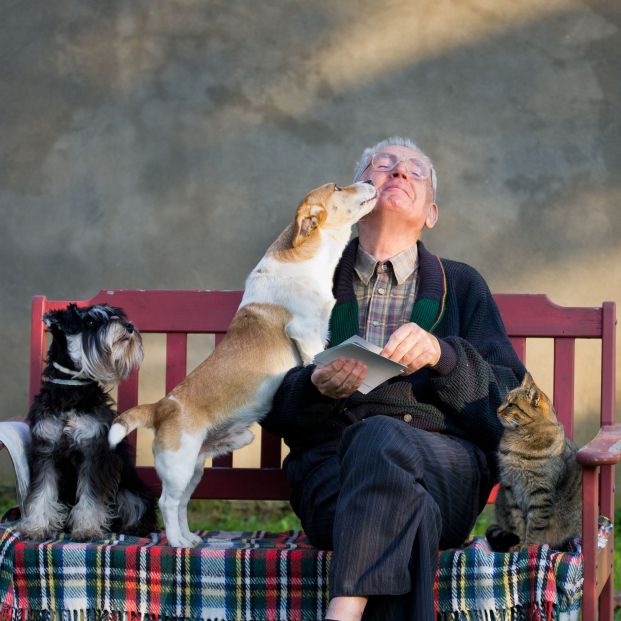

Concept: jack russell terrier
[[109, 180, 378, 547]]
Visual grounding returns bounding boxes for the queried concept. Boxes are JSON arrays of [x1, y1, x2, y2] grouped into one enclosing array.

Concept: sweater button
[[403, 413, 413, 423]]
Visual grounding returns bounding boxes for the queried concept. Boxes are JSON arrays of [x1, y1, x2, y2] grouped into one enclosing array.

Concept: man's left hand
[[381, 322, 441, 375]]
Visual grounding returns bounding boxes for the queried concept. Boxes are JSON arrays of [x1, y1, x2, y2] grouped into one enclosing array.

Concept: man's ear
[[292, 204, 326, 247], [425, 202, 438, 229]]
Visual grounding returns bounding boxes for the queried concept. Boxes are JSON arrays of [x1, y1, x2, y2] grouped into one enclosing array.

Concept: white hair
[[352, 136, 438, 199]]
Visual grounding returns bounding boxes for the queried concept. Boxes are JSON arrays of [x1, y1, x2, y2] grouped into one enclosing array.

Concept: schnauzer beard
[[67, 322, 144, 384]]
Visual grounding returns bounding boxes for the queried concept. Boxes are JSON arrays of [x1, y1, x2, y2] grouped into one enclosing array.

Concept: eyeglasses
[[369, 152, 432, 180]]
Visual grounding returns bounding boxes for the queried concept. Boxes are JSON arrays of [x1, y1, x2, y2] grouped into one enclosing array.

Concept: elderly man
[[262, 137, 524, 621]]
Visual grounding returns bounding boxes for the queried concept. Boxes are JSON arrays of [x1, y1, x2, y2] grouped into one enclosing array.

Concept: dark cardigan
[[261, 239, 526, 473]]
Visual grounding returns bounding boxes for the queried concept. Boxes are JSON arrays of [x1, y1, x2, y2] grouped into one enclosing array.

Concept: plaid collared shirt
[[354, 243, 419, 348]]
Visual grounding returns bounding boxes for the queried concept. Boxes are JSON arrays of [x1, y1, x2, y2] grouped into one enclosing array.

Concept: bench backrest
[[29, 290, 616, 500]]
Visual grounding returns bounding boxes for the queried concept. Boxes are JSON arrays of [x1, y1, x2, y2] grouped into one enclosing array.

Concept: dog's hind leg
[[176, 451, 210, 547], [155, 433, 204, 548]]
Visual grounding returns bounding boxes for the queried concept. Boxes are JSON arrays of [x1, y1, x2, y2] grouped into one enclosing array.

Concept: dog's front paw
[[17, 522, 59, 541], [18, 511, 66, 541], [70, 527, 105, 542]]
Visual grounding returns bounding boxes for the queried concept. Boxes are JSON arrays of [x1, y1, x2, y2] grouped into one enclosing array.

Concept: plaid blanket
[[0, 519, 611, 621]]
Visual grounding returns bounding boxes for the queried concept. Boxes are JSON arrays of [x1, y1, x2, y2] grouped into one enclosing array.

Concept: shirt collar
[[354, 243, 419, 286]]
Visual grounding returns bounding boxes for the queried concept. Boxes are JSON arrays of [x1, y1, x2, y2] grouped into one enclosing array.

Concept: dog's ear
[[43, 304, 83, 334], [43, 310, 60, 329], [292, 204, 326, 247]]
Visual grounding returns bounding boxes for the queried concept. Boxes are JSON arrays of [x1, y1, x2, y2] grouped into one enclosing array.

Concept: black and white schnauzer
[[19, 303, 157, 541]]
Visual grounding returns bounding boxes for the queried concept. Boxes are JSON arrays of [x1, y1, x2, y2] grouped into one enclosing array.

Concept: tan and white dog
[[108, 181, 377, 547]]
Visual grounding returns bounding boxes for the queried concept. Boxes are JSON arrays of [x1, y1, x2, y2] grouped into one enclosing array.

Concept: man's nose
[[392, 160, 409, 178]]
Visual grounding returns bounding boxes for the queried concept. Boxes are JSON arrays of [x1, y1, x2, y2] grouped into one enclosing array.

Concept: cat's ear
[[521, 372, 540, 406], [528, 383, 540, 407]]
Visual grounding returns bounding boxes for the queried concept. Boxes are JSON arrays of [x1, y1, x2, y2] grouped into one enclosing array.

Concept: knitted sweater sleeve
[[427, 263, 525, 442], [260, 364, 342, 442]]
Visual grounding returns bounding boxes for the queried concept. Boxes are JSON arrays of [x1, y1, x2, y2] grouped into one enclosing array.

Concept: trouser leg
[[288, 416, 492, 621]]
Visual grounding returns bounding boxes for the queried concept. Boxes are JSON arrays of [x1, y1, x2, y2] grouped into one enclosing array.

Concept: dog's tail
[[109, 404, 156, 449]]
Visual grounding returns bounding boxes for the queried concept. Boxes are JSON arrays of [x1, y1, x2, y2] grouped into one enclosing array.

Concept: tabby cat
[[486, 372, 582, 552]]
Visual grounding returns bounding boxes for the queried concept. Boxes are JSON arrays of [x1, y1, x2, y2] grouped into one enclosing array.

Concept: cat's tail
[[485, 525, 521, 553], [109, 404, 157, 448]]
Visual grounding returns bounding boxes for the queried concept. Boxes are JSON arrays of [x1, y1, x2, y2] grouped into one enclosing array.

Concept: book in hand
[[312, 335, 407, 394]]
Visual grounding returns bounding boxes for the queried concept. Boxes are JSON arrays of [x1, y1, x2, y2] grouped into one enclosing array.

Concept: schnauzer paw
[[18, 524, 59, 541], [70, 528, 105, 542]]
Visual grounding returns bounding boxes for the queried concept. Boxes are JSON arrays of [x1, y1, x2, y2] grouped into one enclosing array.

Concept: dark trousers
[[285, 416, 493, 621]]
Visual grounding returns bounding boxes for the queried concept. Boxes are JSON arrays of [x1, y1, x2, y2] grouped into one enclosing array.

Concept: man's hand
[[311, 358, 368, 399], [381, 322, 441, 375]]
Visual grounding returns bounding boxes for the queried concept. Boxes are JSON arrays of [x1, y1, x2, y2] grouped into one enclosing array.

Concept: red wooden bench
[[16, 290, 621, 619]]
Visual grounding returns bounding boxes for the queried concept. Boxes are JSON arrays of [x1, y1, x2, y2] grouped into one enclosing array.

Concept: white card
[[312, 335, 406, 394]]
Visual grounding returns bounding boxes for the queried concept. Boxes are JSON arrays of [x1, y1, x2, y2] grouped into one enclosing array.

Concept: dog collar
[[52, 361, 85, 379], [44, 377, 94, 386], [44, 362, 93, 386]]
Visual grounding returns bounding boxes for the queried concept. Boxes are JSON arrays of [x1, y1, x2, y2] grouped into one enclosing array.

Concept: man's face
[[359, 144, 437, 233]]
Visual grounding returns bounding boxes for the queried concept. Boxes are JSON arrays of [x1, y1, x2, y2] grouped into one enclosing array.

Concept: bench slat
[[509, 337, 526, 363], [601, 302, 616, 426], [91, 290, 243, 333], [166, 333, 188, 393], [495, 294, 603, 337], [261, 430, 282, 469], [553, 338, 575, 438], [117, 369, 140, 458], [210, 332, 232, 466]]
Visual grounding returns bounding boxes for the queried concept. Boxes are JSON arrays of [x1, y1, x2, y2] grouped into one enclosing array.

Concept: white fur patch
[[64, 414, 107, 446], [31, 417, 64, 443], [66, 334, 85, 371], [108, 423, 127, 449]]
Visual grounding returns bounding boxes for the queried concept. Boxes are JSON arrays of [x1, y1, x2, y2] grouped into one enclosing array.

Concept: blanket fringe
[[436, 601, 559, 621], [0, 608, 240, 621]]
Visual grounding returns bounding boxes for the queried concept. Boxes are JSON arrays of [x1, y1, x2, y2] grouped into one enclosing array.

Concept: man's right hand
[[311, 358, 368, 399]]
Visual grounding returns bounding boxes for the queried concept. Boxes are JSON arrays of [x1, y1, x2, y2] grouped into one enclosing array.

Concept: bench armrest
[[0, 421, 31, 514], [576, 424, 621, 466]]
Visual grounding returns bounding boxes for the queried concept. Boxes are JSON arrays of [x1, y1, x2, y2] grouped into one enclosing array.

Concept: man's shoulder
[[439, 257, 488, 286]]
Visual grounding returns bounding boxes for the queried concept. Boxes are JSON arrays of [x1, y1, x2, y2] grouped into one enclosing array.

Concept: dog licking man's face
[[44, 304, 143, 384], [292, 181, 378, 247]]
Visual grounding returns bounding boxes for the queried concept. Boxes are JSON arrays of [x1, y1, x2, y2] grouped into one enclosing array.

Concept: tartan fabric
[[0, 528, 330, 621], [353, 244, 419, 348], [0, 519, 611, 621]]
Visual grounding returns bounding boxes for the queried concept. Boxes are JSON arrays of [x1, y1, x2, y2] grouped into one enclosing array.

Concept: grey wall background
[[1, 1, 620, 479]]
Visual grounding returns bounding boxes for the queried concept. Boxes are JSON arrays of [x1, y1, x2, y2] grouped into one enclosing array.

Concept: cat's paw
[[486, 525, 521, 552]]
